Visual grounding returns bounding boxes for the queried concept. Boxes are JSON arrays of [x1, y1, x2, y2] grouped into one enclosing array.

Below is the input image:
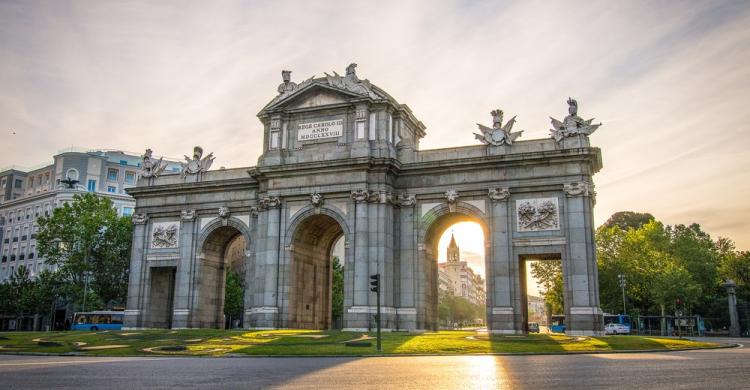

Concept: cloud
[[1, 0, 749, 247]]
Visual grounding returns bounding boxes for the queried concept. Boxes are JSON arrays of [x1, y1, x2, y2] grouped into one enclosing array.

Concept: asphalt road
[[0, 338, 747, 389]]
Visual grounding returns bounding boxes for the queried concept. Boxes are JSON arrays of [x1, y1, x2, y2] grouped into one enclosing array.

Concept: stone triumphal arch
[[124, 64, 604, 335]]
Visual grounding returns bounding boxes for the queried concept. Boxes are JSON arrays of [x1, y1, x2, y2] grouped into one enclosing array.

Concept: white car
[[604, 323, 631, 335]]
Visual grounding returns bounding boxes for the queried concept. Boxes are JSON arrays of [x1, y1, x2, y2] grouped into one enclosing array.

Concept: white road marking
[[588, 353, 692, 360]]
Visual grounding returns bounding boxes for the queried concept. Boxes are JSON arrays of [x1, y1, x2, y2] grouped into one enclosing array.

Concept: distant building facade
[[438, 233, 486, 306], [0, 149, 181, 282], [527, 295, 547, 324]]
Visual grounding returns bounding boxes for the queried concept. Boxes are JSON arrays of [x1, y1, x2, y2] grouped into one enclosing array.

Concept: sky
[[2, 1, 749, 251]]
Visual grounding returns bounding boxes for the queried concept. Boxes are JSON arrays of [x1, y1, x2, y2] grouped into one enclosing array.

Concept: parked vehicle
[[528, 322, 540, 333], [604, 322, 630, 335], [549, 315, 566, 333]]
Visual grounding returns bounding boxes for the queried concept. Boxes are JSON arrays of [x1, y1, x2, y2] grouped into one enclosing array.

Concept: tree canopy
[[597, 214, 748, 320], [35, 193, 132, 310], [602, 211, 655, 231], [530, 260, 564, 316]]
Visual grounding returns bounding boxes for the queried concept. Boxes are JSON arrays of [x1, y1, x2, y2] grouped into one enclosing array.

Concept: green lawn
[[0, 329, 723, 357]]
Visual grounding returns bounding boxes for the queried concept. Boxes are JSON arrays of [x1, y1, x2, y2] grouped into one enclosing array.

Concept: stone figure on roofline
[[140, 148, 168, 179], [549, 98, 602, 142], [180, 146, 215, 179], [474, 109, 524, 146]]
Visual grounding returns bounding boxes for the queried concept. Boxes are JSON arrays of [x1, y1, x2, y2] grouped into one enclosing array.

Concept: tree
[[667, 223, 721, 313], [8, 266, 35, 322], [331, 257, 344, 322], [223, 268, 244, 328], [602, 211, 655, 231], [437, 291, 484, 328], [36, 193, 133, 309], [29, 270, 62, 321], [530, 261, 564, 317], [721, 247, 750, 302], [596, 220, 701, 316]]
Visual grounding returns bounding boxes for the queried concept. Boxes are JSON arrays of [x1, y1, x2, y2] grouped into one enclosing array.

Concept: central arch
[[287, 212, 345, 329], [420, 203, 491, 330]]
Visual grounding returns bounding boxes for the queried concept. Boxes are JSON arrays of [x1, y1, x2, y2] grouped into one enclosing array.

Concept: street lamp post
[[618, 274, 627, 315]]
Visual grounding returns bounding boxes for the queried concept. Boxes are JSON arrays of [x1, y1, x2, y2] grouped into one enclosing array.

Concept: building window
[[356, 121, 365, 139], [270, 131, 280, 149], [87, 179, 96, 192], [124, 171, 136, 184], [107, 168, 119, 181], [368, 112, 377, 140], [122, 207, 134, 217], [14, 179, 22, 188], [107, 186, 117, 193]]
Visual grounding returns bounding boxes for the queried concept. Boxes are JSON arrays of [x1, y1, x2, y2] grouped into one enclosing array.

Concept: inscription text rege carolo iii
[[297, 119, 343, 141]]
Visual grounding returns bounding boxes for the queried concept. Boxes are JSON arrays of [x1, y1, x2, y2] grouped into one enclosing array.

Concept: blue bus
[[549, 315, 566, 333], [72, 311, 124, 331]]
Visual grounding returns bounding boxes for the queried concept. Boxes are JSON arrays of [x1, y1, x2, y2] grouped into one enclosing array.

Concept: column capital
[[259, 196, 281, 210], [488, 187, 510, 202], [180, 209, 196, 221], [351, 189, 369, 203], [563, 181, 593, 197], [396, 193, 416, 207], [131, 213, 149, 225]]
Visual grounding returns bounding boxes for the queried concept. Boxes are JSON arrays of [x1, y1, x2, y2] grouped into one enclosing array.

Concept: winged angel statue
[[181, 146, 215, 179], [549, 98, 602, 142], [140, 149, 168, 179], [474, 109, 523, 146]]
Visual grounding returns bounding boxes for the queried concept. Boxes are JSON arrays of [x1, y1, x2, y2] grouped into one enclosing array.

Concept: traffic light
[[370, 274, 380, 293]]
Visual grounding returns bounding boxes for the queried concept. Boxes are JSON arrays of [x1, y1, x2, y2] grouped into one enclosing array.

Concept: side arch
[[192, 217, 254, 328]]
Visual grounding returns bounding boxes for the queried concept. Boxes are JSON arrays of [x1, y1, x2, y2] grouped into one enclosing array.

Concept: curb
[[0, 343, 738, 359]]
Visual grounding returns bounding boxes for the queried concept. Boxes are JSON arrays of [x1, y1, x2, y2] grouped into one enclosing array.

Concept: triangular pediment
[[260, 82, 366, 113], [285, 85, 356, 109]]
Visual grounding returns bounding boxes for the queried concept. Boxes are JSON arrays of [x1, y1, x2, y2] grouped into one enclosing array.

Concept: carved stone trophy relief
[[516, 198, 560, 232], [151, 222, 180, 248]]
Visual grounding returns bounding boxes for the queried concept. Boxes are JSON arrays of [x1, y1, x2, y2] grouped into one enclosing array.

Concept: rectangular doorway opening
[[521, 254, 563, 334], [147, 266, 176, 329]]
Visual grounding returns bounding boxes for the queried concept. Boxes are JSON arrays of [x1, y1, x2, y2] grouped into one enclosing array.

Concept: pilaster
[[124, 213, 149, 329]]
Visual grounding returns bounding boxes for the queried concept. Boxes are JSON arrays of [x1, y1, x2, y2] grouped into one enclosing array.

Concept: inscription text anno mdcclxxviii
[[297, 119, 343, 141]]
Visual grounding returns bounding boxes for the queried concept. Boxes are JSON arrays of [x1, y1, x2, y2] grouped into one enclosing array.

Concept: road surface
[[0, 338, 746, 389]]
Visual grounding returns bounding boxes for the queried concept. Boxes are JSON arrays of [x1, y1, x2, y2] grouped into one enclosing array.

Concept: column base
[[568, 306, 604, 335]]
